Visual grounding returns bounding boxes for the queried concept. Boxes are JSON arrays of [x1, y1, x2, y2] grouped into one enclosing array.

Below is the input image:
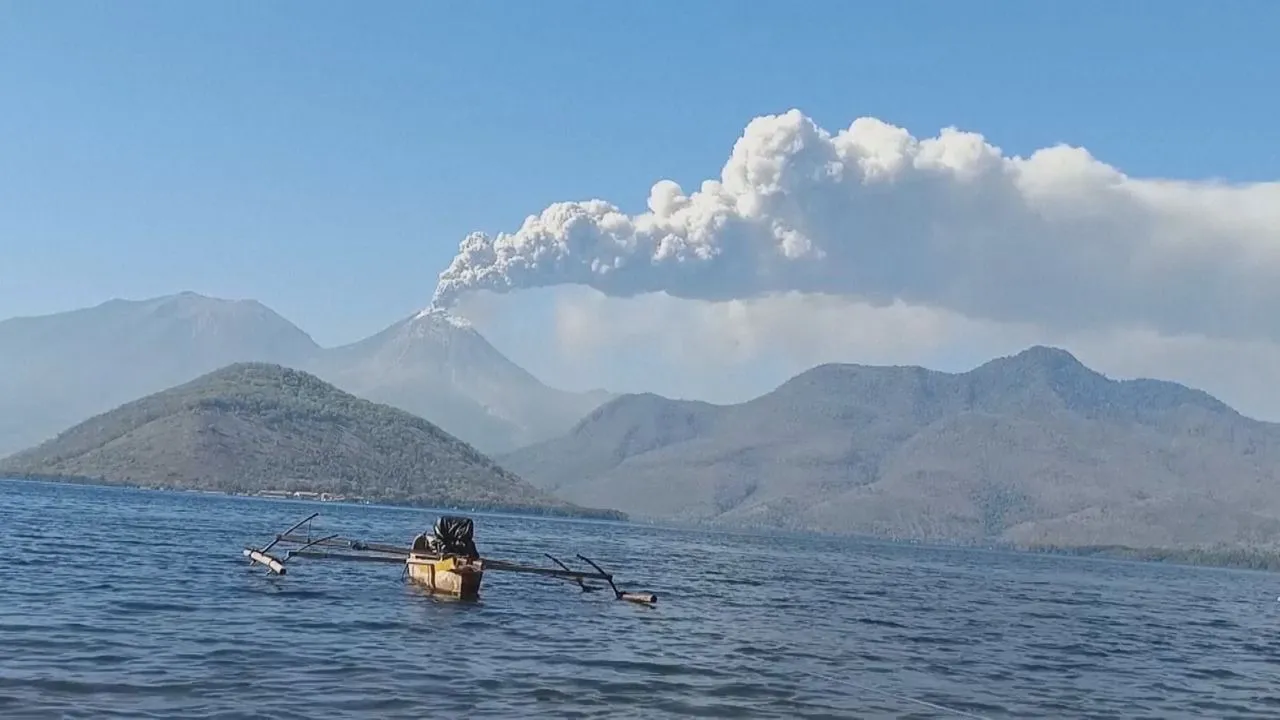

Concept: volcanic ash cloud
[[430, 109, 1280, 344]]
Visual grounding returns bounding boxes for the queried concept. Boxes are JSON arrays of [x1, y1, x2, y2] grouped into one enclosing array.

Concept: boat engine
[[413, 515, 479, 558]]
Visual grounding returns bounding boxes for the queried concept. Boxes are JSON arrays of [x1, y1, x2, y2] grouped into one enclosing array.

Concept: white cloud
[[550, 287, 1000, 369], [453, 286, 1280, 422]]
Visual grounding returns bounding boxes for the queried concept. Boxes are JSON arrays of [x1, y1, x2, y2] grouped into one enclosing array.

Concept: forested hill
[[0, 362, 625, 520]]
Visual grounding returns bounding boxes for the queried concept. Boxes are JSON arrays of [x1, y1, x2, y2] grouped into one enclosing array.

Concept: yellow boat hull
[[405, 554, 484, 599]]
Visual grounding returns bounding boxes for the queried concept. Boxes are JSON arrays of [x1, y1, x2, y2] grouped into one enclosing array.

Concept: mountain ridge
[[0, 291, 613, 457], [309, 309, 612, 453], [499, 346, 1280, 548]]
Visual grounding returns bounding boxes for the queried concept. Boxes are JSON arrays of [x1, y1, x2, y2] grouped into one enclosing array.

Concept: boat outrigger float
[[241, 512, 657, 605]]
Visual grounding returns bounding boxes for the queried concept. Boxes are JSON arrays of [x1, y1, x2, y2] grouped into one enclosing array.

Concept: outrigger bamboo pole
[[243, 512, 320, 574], [277, 533, 410, 557], [486, 556, 657, 604], [243, 548, 287, 574], [285, 549, 406, 563], [264, 513, 320, 552], [242, 512, 658, 604], [544, 553, 604, 592], [485, 558, 612, 583], [577, 554, 657, 605], [285, 533, 341, 559]]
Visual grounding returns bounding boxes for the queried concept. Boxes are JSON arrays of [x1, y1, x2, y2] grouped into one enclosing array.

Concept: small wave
[[116, 600, 197, 614], [6, 482, 1280, 718], [854, 616, 909, 628]]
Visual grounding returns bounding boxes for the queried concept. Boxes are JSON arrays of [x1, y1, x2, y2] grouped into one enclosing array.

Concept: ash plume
[[431, 109, 1280, 343]]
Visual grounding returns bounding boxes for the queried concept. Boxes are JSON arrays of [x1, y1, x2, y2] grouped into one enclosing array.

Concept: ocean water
[[2, 479, 1279, 719]]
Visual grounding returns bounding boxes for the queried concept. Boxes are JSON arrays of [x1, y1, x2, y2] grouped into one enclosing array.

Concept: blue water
[[2, 479, 1280, 718]]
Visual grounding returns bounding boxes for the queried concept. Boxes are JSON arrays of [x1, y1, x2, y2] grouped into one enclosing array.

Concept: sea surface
[[2, 479, 1280, 719]]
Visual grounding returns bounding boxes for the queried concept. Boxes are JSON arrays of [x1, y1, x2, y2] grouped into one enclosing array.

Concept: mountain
[[306, 309, 613, 454], [0, 292, 320, 455], [0, 362, 622, 519], [499, 346, 1280, 548], [0, 293, 610, 457]]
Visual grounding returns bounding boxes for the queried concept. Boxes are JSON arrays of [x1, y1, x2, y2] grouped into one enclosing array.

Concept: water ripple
[[4, 478, 1280, 718]]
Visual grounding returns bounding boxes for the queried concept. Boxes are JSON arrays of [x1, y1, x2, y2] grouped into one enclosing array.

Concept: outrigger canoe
[[241, 512, 657, 604]]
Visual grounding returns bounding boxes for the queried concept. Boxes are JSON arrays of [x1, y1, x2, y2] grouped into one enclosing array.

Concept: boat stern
[[406, 554, 484, 599]]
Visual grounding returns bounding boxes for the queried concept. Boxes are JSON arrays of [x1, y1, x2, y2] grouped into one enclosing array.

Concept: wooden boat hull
[[405, 554, 484, 599]]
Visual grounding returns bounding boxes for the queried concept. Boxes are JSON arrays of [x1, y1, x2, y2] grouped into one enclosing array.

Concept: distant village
[[254, 489, 355, 502]]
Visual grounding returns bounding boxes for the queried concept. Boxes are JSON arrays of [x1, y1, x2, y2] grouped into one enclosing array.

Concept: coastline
[[1019, 542, 1280, 573], [6, 474, 1278, 572], [611, 512, 1280, 574], [0, 473, 629, 522]]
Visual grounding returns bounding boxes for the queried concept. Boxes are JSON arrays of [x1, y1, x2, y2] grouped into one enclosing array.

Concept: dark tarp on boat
[[412, 515, 479, 558]]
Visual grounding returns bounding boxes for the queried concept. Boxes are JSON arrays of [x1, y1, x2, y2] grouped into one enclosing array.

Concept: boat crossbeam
[[242, 512, 321, 575], [484, 554, 657, 604], [239, 512, 657, 604]]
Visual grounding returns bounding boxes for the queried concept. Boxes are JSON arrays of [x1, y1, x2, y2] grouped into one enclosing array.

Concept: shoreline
[[612, 513, 1280, 574], [6, 475, 1278, 573], [0, 473, 628, 522], [1017, 542, 1280, 573]]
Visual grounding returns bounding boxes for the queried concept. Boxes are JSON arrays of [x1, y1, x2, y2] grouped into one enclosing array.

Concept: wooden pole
[[576, 554, 657, 605], [284, 549, 407, 563], [277, 533, 411, 557], [284, 533, 341, 560], [544, 553, 603, 592], [485, 558, 611, 582], [243, 513, 320, 575], [261, 512, 320, 553]]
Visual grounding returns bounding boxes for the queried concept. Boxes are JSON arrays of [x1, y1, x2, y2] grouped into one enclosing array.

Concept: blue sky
[[2, 1, 1278, 406]]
